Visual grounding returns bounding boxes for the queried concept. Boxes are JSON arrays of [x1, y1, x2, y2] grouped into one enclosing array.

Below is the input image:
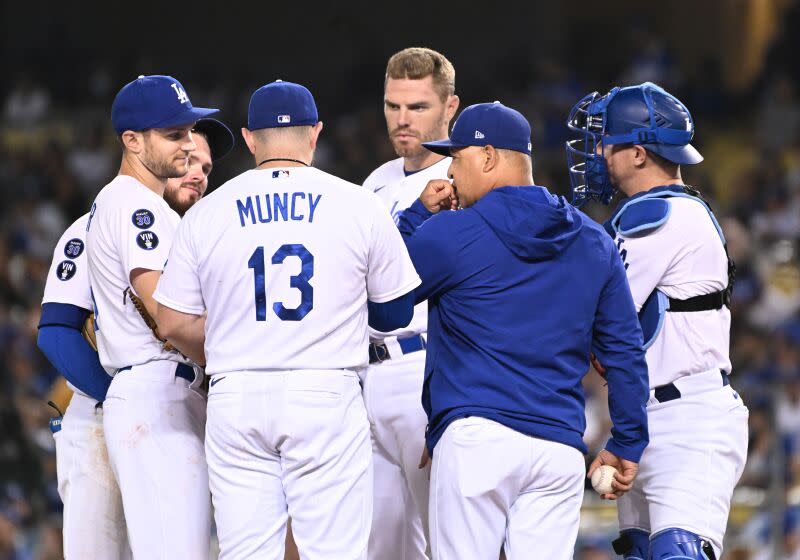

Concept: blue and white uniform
[[38, 214, 130, 560], [607, 185, 749, 559], [397, 186, 649, 560], [362, 156, 450, 560]]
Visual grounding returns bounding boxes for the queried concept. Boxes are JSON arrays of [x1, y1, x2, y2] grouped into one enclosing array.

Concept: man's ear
[[121, 131, 144, 154], [482, 145, 499, 173], [241, 128, 257, 155], [633, 145, 648, 168]]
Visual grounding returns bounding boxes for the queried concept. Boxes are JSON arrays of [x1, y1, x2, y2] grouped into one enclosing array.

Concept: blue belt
[[653, 370, 730, 403], [118, 363, 195, 382], [369, 334, 426, 364]]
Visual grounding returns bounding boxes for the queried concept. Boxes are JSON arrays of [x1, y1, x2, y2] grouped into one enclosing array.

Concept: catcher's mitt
[[82, 313, 98, 352], [123, 287, 175, 352]]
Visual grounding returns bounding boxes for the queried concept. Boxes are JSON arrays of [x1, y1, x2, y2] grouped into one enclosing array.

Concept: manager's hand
[[420, 180, 458, 213]]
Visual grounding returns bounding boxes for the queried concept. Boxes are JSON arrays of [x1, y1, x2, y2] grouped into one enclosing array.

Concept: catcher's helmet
[[565, 82, 702, 207]]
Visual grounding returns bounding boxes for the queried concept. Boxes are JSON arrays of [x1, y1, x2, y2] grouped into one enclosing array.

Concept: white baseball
[[591, 464, 617, 495]]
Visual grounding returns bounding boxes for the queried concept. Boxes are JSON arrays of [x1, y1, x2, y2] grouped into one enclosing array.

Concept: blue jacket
[[398, 186, 649, 461]]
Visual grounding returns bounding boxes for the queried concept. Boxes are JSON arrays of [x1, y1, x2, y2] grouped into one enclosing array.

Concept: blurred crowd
[[2, 11, 800, 560]]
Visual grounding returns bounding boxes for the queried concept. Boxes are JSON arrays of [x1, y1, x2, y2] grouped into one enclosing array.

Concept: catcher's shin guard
[[649, 528, 716, 560], [612, 528, 649, 560]]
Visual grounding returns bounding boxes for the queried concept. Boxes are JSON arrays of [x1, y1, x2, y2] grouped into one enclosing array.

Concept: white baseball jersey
[[86, 175, 184, 370], [615, 196, 731, 388], [154, 166, 421, 375], [42, 213, 102, 398], [363, 156, 450, 340]]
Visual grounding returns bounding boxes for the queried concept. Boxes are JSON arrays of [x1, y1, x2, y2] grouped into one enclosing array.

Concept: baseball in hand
[[591, 465, 617, 495]]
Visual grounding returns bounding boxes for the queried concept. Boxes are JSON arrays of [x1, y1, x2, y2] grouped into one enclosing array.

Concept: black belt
[[369, 334, 426, 364], [653, 370, 730, 403], [118, 363, 195, 382]]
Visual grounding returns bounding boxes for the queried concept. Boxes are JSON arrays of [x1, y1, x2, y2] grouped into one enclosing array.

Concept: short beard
[[142, 142, 187, 179], [391, 113, 448, 159], [163, 187, 193, 217]]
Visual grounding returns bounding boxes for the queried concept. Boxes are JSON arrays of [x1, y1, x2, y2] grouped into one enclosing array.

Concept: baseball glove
[[123, 287, 176, 352], [82, 313, 98, 352]]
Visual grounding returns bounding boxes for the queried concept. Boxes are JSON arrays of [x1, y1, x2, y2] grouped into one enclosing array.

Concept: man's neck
[[404, 150, 445, 173], [622, 174, 683, 198], [255, 151, 311, 168], [118, 156, 167, 197]]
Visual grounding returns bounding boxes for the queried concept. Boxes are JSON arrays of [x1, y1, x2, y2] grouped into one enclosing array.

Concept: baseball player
[[361, 47, 459, 560], [154, 79, 420, 560], [37, 115, 232, 559], [395, 101, 650, 560], [85, 75, 225, 560], [565, 82, 749, 560]]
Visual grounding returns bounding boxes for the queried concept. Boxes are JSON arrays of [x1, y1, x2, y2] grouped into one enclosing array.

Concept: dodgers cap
[[423, 101, 532, 156], [248, 80, 319, 130], [111, 75, 219, 135]]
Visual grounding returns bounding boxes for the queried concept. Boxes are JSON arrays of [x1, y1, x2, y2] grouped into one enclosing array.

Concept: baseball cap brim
[[193, 118, 235, 161], [647, 142, 703, 165], [422, 139, 468, 156], [149, 106, 220, 130]]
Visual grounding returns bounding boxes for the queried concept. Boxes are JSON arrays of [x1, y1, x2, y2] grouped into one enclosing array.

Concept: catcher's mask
[[565, 82, 702, 207]]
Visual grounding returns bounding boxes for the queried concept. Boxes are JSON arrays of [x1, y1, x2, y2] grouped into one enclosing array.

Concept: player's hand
[[419, 445, 431, 474], [590, 352, 607, 377], [587, 449, 639, 501], [420, 180, 458, 213]]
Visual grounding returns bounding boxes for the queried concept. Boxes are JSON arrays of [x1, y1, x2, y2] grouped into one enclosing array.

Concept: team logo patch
[[63, 238, 84, 258], [56, 260, 77, 281], [132, 209, 155, 230], [136, 231, 159, 250]]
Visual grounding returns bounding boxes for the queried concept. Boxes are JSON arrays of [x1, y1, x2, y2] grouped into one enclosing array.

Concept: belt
[[118, 363, 195, 382], [369, 334, 426, 364], [653, 370, 730, 403]]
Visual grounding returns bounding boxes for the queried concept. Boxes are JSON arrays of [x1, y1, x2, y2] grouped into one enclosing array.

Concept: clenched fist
[[420, 179, 458, 213]]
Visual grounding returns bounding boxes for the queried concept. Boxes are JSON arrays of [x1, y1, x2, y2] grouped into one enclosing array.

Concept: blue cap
[[423, 101, 532, 156], [248, 80, 319, 130], [111, 75, 219, 135]]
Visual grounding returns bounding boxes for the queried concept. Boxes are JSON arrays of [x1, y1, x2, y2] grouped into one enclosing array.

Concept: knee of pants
[[649, 528, 717, 560], [612, 528, 649, 560]]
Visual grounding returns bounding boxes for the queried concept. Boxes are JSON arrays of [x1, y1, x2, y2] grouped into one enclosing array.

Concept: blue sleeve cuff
[[605, 434, 648, 463], [397, 199, 434, 238], [39, 302, 89, 330]]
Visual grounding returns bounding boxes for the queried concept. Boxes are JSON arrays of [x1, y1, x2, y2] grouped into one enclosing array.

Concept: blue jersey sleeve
[[367, 292, 415, 332], [397, 199, 434, 239], [37, 303, 112, 402], [402, 211, 464, 304], [592, 249, 650, 463]]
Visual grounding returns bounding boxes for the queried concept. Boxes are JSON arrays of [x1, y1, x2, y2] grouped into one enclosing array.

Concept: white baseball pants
[[205, 369, 372, 560], [362, 349, 430, 560], [103, 360, 211, 560], [54, 392, 130, 559], [430, 417, 585, 560], [617, 368, 749, 557]]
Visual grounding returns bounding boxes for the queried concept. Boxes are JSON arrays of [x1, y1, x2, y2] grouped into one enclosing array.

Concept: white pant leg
[[207, 370, 372, 560], [363, 351, 429, 560], [55, 393, 130, 560], [621, 373, 749, 557], [103, 362, 211, 560], [503, 438, 585, 560], [206, 375, 287, 560], [430, 418, 521, 560], [282, 370, 373, 560]]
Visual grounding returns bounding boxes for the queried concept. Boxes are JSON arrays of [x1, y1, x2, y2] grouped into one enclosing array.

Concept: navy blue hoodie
[[398, 186, 649, 461]]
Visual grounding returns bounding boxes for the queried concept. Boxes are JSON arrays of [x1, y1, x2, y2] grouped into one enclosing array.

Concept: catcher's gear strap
[[612, 528, 649, 559], [123, 287, 175, 351]]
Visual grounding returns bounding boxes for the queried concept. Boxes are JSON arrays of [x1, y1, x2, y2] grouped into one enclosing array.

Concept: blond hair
[[385, 47, 455, 101]]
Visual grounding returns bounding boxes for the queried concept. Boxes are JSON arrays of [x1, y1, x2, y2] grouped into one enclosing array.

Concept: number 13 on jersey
[[248, 244, 314, 322]]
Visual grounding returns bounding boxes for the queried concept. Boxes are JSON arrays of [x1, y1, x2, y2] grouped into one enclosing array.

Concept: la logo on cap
[[170, 83, 189, 104]]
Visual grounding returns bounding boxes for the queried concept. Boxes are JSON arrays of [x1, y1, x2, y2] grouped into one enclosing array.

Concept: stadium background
[[1, 0, 799, 558]]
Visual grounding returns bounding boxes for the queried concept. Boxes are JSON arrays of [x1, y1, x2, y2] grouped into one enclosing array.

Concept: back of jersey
[[155, 167, 420, 375]]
